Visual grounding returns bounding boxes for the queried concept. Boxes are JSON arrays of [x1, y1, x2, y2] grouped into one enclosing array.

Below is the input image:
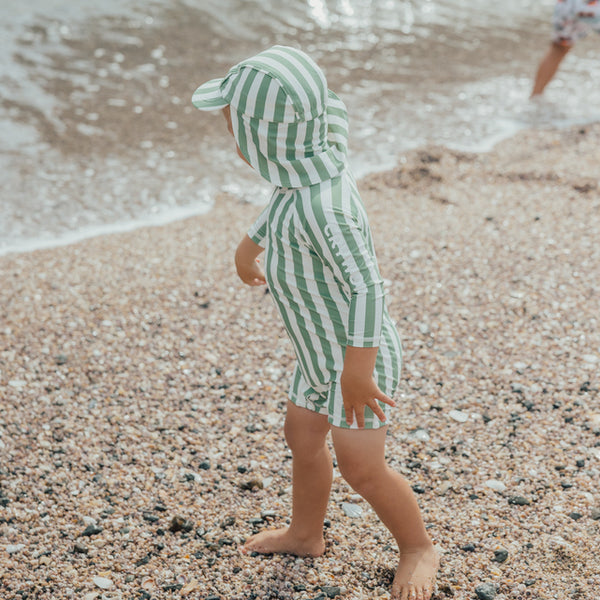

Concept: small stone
[[461, 543, 476, 552], [475, 582, 497, 600], [508, 495, 531, 506], [260, 510, 277, 519], [135, 554, 151, 567], [73, 543, 88, 554], [199, 461, 211, 470], [55, 354, 68, 365], [341, 502, 363, 518], [218, 537, 234, 546], [81, 524, 103, 537], [437, 482, 453, 496], [321, 586, 342, 598], [220, 516, 235, 528], [6, 544, 26, 554], [142, 512, 159, 523], [169, 515, 194, 532], [93, 576, 113, 590], [576, 459, 585, 468], [568, 512, 582, 521], [239, 479, 263, 491], [493, 549, 509, 563], [485, 480, 507, 493], [448, 410, 469, 423], [560, 481, 573, 489], [412, 484, 426, 494], [408, 428, 430, 442], [591, 508, 600, 520]]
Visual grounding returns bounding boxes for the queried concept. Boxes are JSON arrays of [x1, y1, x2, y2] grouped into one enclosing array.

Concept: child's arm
[[341, 346, 395, 428], [235, 234, 266, 286]]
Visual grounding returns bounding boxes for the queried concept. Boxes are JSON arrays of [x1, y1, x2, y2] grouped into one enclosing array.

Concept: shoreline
[[3, 113, 598, 261], [1, 122, 599, 599]]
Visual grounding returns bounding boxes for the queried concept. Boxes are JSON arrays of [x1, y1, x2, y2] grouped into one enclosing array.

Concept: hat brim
[[191, 78, 228, 111]]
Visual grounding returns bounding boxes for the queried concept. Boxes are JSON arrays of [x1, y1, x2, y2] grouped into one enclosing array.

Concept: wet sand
[[1, 123, 599, 599]]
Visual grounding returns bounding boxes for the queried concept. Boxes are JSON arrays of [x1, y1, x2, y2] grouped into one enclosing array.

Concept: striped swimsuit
[[192, 45, 402, 428], [248, 172, 402, 429]]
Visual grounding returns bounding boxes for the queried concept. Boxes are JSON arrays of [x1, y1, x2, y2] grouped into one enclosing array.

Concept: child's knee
[[337, 457, 386, 495], [283, 419, 327, 457]]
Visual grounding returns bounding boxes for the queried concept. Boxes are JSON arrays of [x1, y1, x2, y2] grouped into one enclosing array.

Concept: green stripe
[[266, 195, 318, 381]]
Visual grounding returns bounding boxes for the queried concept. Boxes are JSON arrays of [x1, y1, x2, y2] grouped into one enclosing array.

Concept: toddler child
[[192, 45, 439, 600], [532, 0, 600, 96]]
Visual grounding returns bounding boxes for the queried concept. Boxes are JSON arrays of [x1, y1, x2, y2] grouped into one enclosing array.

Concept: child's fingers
[[376, 391, 396, 408], [355, 410, 365, 429], [370, 400, 387, 423]]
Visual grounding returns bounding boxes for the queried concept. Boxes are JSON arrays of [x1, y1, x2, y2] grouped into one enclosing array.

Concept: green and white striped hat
[[192, 45, 349, 188]]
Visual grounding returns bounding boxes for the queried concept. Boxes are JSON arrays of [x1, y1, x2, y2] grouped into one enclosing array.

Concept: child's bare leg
[[243, 402, 331, 556], [332, 426, 439, 600], [531, 42, 571, 97]]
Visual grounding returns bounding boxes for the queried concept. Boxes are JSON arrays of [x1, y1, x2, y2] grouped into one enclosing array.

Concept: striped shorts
[[553, 0, 600, 45]]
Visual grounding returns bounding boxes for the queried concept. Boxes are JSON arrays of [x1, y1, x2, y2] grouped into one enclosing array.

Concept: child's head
[[192, 45, 349, 188]]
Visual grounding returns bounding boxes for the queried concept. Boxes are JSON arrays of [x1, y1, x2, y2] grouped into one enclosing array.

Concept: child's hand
[[237, 257, 267, 286], [340, 370, 395, 428], [235, 234, 267, 286], [340, 345, 395, 428]]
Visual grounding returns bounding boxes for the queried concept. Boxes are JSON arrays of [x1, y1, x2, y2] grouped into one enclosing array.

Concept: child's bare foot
[[392, 544, 440, 600], [241, 527, 325, 557]]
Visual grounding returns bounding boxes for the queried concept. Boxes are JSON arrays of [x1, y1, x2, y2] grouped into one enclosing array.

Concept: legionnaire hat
[[191, 45, 349, 188]]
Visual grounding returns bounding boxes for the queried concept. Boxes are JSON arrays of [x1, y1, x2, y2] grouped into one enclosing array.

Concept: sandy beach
[[1, 122, 599, 600]]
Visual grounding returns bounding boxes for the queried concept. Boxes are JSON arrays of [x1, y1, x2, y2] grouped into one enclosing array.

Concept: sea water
[[1, 0, 599, 255]]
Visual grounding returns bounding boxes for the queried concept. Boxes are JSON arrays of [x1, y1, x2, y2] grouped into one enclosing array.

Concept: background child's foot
[[241, 527, 325, 557], [392, 544, 439, 600]]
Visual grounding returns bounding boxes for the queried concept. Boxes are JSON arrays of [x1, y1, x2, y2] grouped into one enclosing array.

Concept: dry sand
[[1, 123, 599, 600]]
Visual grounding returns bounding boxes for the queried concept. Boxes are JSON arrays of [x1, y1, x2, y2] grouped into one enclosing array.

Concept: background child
[[532, 0, 600, 96], [192, 45, 439, 600]]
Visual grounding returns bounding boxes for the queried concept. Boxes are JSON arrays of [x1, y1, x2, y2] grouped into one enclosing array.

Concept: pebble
[[341, 503, 363, 518], [493, 549, 509, 563], [92, 576, 113, 590], [475, 582, 497, 600], [485, 480, 507, 493], [448, 410, 469, 423], [6, 544, 26, 554], [408, 428, 430, 442], [81, 524, 103, 537], [169, 516, 194, 532], [508, 496, 531, 506]]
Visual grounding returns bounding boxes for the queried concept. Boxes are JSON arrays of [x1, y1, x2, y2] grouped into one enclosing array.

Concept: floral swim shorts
[[553, 0, 600, 46]]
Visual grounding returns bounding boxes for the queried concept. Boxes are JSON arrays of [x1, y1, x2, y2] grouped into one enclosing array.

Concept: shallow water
[[1, 0, 599, 255]]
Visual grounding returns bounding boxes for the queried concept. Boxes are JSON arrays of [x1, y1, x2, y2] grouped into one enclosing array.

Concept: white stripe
[[227, 67, 253, 111], [252, 53, 322, 118], [262, 77, 284, 121], [268, 193, 327, 388]]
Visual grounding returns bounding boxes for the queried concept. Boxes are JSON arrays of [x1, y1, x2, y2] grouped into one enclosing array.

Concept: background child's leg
[[531, 42, 571, 96], [332, 426, 438, 600], [243, 401, 331, 556]]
